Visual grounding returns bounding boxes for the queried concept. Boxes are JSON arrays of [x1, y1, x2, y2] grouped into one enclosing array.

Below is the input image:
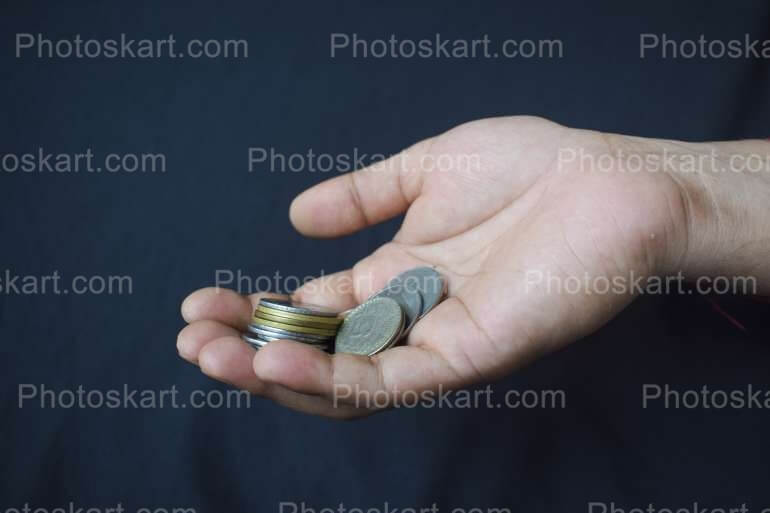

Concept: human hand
[[177, 116, 770, 418]]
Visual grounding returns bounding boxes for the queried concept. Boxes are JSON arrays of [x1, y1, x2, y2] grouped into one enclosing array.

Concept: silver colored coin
[[373, 283, 423, 342], [242, 331, 330, 352], [241, 332, 269, 348], [248, 322, 333, 342], [249, 331, 285, 343], [249, 332, 330, 347], [248, 324, 332, 345], [335, 296, 404, 356], [258, 333, 330, 347], [389, 267, 445, 319], [259, 298, 340, 318]]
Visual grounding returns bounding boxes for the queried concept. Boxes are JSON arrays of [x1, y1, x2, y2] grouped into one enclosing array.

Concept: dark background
[[2, 1, 770, 511]]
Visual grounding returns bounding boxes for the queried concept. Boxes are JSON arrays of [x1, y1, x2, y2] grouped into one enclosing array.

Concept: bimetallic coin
[[255, 305, 342, 326], [259, 298, 339, 317], [390, 267, 445, 319], [254, 317, 338, 337], [254, 310, 343, 330], [335, 297, 404, 356], [373, 283, 423, 342]]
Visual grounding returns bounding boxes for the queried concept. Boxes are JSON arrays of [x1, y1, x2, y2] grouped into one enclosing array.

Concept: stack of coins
[[241, 298, 342, 352], [335, 267, 446, 356], [240, 267, 447, 357]]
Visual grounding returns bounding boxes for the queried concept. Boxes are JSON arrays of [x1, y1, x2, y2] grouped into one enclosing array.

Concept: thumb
[[289, 138, 433, 238]]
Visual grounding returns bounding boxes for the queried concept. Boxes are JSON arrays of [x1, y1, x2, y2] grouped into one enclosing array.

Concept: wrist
[[664, 139, 770, 293]]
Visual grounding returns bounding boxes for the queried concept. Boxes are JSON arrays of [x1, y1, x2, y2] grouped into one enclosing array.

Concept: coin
[[373, 282, 423, 340], [254, 310, 342, 330], [252, 333, 281, 342], [335, 296, 404, 356], [254, 332, 325, 345], [248, 323, 333, 344], [241, 332, 269, 348], [243, 299, 341, 352], [242, 268, 445, 356], [391, 267, 446, 318], [255, 305, 342, 326], [243, 331, 329, 352], [259, 298, 339, 317], [254, 317, 338, 336]]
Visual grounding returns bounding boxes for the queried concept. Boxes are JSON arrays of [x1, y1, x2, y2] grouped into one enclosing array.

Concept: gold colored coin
[[252, 317, 339, 337], [254, 311, 342, 330], [255, 306, 342, 326]]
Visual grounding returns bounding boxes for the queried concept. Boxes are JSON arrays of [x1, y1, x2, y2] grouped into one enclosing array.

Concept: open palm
[[178, 116, 688, 418]]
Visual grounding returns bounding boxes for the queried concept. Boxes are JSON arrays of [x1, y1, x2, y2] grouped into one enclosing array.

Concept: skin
[[177, 116, 770, 419]]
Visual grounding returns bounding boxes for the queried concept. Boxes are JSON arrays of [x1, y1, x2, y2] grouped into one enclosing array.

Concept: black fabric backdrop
[[2, 1, 770, 511]]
